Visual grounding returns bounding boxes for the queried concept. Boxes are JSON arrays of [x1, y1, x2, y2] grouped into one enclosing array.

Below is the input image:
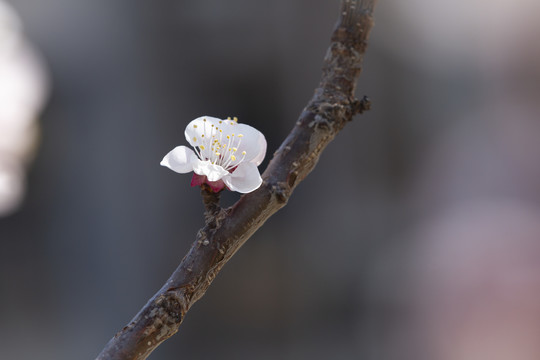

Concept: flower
[[161, 116, 266, 193], [0, 0, 48, 216]]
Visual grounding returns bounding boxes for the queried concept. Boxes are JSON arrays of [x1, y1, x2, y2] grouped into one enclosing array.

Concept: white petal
[[184, 116, 222, 148], [192, 160, 229, 182], [240, 124, 267, 165], [160, 146, 196, 173], [184, 116, 267, 167], [224, 123, 266, 165], [223, 162, 263, 193]]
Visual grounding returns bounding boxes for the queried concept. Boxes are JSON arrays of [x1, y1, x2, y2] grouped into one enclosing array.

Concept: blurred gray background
[[2, 0, 540, 359]]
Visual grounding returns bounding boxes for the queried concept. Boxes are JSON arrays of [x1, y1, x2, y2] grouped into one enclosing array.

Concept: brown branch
[[96, 1, 377, 359]]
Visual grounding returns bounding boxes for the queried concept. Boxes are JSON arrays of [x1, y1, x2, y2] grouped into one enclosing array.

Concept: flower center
[[192, 117, 247, 171]]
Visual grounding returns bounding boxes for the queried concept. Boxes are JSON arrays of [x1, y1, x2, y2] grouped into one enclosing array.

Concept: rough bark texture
[[96, 1, 377, 359]]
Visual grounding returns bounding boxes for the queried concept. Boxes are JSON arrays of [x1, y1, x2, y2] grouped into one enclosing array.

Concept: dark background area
[[2, 0, 540, 359]]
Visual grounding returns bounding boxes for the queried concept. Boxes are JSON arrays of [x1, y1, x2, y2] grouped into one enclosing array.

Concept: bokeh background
[[2, 0, 540, 359]]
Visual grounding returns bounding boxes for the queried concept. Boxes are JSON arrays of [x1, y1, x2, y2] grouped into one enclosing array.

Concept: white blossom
[[0, 1, 48, 216], [161, 116, 266, 193]]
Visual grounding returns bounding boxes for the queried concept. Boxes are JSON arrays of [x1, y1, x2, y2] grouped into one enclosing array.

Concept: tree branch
[[96, 1, 377, 359]]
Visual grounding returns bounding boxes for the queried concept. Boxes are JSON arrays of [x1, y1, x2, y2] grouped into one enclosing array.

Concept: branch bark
[[96, 1, 377, 359]]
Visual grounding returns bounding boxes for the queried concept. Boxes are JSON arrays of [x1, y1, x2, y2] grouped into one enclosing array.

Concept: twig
[[96, 1, 377, 359]]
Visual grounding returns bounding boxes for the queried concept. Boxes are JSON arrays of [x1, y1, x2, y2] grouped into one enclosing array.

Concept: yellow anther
[[242, 151, 246, 155], [193, 125, 198, 128], [201, 134, 204, 137], [200, 145, 205, 150], [227, 116, 231, 120], [203, 118, 206, 122], [233, 117, 238, 122], [215, 152, 220, 156], [232, 147, 237, 152], [231, 155, 236, 161], [226, 135, 230, 139], [238, 134, 244, 138], [219, 121, 222, 124], [192, 137, 197, 142], [230, 122, 235, 125]]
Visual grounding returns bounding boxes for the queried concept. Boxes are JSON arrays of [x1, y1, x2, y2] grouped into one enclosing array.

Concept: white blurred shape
[[0, 160, 24, 215], [0, 0, 48, 216]]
